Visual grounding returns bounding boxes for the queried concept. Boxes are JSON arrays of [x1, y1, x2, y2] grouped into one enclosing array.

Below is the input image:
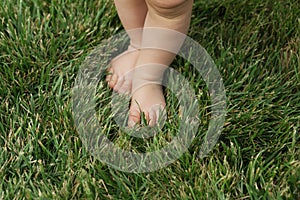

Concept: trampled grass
[[0, 0, 299, 199]]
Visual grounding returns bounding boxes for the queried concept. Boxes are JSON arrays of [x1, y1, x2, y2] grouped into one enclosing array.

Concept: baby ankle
[[131, 63, 168, 93]]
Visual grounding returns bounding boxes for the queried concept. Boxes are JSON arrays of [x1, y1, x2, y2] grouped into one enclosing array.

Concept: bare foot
[[127, 64, 167, 127], [106, 45, 139, 94], [128, 84, 166, 127]]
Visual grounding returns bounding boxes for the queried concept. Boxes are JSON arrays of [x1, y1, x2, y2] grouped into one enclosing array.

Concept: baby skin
[[106, 0, 193, 127]]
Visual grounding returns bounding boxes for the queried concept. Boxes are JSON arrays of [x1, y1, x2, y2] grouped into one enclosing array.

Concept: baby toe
[[105, 68, 113, 83], [109, 74, 118, 88], [114, 76, 125, 92], [128, 108, 141, 128], [148, 109, 157, 127], [149, 104, 166, 127]]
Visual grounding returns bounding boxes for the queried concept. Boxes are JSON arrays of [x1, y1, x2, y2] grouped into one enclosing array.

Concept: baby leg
[[128, 0, 194, 126], [106, 0, 148, 93]]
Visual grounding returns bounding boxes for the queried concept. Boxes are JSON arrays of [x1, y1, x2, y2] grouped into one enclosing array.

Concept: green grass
[[0, 0, 299, 199]]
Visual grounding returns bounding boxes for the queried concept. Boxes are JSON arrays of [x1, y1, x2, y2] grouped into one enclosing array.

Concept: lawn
[[0, 0, 299, 199]]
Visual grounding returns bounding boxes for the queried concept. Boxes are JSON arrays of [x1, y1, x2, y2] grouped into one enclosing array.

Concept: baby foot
[[127, 64, 168, 127], [106, 45, 139, 94], [128, 84, 166, 127]]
